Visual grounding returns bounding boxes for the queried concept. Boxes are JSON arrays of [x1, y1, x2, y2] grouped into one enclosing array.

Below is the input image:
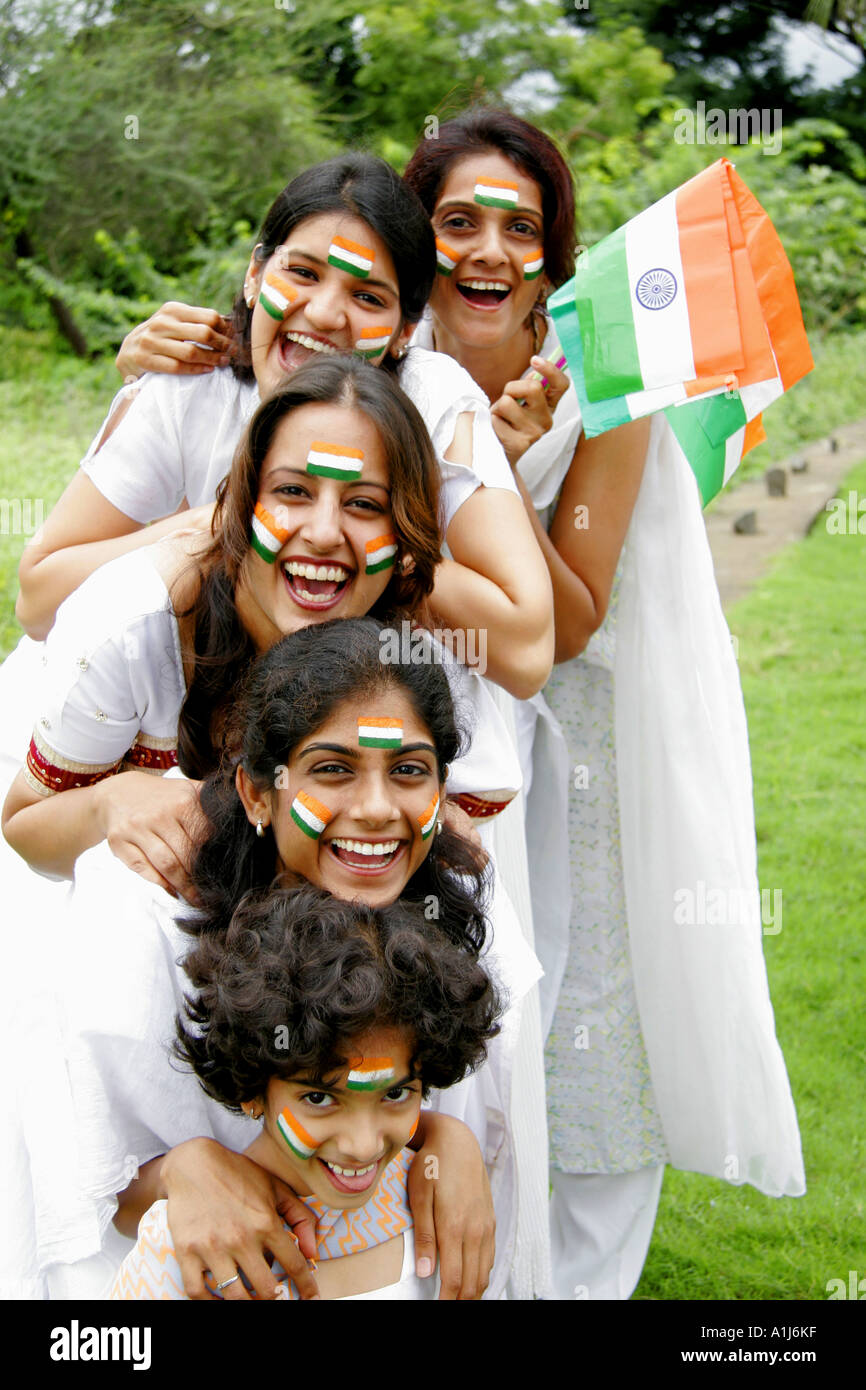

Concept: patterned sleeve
[[109, 1202, 187, 1300], [23, 554, 181, 797]]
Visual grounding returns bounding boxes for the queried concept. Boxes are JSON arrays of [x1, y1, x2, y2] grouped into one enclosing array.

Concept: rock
[[766, 467, 787, 496], [734, 510, 758, 535], [790, 455, 808, 474]]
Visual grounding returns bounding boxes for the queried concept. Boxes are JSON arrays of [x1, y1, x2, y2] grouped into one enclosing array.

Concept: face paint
[[328, 235, 375, 279], [290, 790, 334, 840], [354, 326, 394, 359], [473, 176, 520, 209], [259, 270, 299, 320], [250, 501, 291, 563], [346, 1057, 397, 1091], [277, 1107, 319, 1160], [357, 716, 402, 749], [305, 441, 364, 480], [523, 249, 544, 281], [435, 238, 459, 277], [364, 534, 397, 575], [418, 793, 440, 841]]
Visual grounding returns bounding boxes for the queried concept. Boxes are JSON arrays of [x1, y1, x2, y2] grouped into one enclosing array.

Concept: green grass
[[0, 329, 118, 654], [634, 456, 866, 1300]]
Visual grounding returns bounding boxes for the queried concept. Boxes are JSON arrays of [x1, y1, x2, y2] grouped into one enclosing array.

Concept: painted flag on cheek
[[290, 790, 334, 840], [259, 271, 298, 320], [523, 250, 544, 281], [435, 238, 460, 276], [365, 535, 398, 575], [277, 1109, 318, 1161], [548, 157, 813, 504], [418, 793, 439, 841], [251, 502, 290, 563], [354, 326, 393, 359]]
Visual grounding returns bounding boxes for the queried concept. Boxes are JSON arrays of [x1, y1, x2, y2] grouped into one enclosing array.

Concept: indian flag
[[357, 716, 402, 749], [354, 326, 392, 359], [418, 793, 439, 841], [435, 238, 459, 276], [523, 249, 544, 281], [328, 235, 375, 278], [259, 271, 298, 321], [250, 502, 290, 563], [306, 441, 365, 480], [346, 1058, 396, 1091], [548, 158, 812, 503], [474, 176, 519, 209], [290, 789, 334, 840], [277, 1109, 318, 1161], [365, 534, 397, 575]]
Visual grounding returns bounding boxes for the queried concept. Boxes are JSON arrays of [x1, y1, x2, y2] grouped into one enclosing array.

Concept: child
[[110, 883, 501, 1299]]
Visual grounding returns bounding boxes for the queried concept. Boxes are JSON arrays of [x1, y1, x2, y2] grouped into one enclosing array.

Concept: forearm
[[2, 778, 107, 877], [430, 555, 554, 699], [16, 513, 188, 640], [114, 1153, 167, 1238]]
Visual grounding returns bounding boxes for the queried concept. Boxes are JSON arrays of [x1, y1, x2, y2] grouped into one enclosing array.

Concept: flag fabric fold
[[549, 158, 812, 504]]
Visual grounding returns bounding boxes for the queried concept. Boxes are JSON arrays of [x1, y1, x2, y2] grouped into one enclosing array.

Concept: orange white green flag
[[548, 158, 813, 504]]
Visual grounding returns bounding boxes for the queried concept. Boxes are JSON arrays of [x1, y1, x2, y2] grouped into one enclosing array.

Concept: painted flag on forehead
[[549, 158, 813, 504]]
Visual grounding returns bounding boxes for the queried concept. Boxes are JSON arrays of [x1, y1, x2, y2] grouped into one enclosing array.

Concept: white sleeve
[[397, 348, 518, 532], [80, 373, 187, 523]]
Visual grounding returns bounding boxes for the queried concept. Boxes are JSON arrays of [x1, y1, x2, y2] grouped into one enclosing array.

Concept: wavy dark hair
[[175, 885, 501, 1106], [173, 357, 442, 779], [230, 154, 436, 383], [403, 106, 577, 289], [189, 617, 489, 953]]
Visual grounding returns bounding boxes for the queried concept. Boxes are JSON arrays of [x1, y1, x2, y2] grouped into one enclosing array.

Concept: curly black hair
[[175, 884, 501, 1107], [189, 617, 490, 954]]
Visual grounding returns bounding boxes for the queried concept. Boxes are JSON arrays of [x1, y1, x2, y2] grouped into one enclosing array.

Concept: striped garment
[[548, 158, 813, 503], [277, 1108, 319, 1161], [328, 236, 374, 278], [306, 441, 365, 480], [364, 534, 397, 575], [251, 502, 290, 562], [290, 790, 334, 840], [523, 249, 544, 281], [259, 271, 298, 321], [346, 1057, 397, 1091], [354, 326, 393, 359], [357, 717, 402, 749], [109, 1150, 415, 1299], [473, 176, 519, 209], [435, 238, 459, 276], [418, 793, 439, 841]]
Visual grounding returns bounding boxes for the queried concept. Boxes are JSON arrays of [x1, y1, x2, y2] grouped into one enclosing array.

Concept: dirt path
[[704, 418, 866, 608]]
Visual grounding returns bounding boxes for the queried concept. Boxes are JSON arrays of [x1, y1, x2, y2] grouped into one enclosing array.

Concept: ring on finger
[[215, 1272, 241, 1291]]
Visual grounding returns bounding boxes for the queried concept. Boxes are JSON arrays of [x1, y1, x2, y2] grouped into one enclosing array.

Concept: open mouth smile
[[456, 279, 511, 309], [318, 1156, 383, 1194], [282, 557, 353, 610], [276, 331, 341, 375], [327, 838, 406, 873]]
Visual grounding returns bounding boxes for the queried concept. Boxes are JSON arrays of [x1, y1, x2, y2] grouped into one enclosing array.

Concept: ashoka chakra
[[635, 268, 678, 310]]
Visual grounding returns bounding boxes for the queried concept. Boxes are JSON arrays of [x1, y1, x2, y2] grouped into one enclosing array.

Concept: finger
[[129, 827, 198, 904], [491, 393, 529, 431], [108, 842, 178, 897], [149, 355, 221, 376], [478, 1230, 495, 1296], [210, 1262, 251, 1301], [176, 1253, 217, 1301], [455, 1238, 482, 1301], [272, 1180, 320, 1263], [221, 1246, 280, 1301], [530, 355, 570, 409], [436, 1232, 462, 1301], [265, 1229, 321, 1300]]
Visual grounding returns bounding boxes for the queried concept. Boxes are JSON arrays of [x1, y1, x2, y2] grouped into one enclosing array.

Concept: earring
[[246, 1106, 262, 1121], [435, 820, 443, 837], [244, 280, 256, 308], [256, 819, 266, 839]]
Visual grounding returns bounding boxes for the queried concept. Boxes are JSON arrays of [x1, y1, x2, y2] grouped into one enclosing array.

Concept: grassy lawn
[[635, 455, 866, 1300]]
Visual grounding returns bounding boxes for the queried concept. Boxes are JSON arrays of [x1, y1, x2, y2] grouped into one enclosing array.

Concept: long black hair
[[189, 618, 489, 952]]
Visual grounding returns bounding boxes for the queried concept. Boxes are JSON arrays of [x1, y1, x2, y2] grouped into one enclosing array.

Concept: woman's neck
[[430, 311, 537, 404]]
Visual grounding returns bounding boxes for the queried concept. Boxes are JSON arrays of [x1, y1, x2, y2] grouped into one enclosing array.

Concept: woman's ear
[[243, 246, 265, 308], [387, 321, 415, 360], [235, 763, 271, 830]]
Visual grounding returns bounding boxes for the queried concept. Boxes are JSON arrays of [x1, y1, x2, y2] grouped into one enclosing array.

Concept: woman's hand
[[97, 771, 206, 901], [490, 355, 570, 466], [408, 1112, 496, 1300], [116, 302, 233, 380], [442, 797, 486, 858], [160, 1139, 320, 1301]]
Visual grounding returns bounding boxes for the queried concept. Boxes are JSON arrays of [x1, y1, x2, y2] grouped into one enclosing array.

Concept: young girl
[[48, 620, 512, 1300], [110, 884, 502, 1300], [402, 106, 805, 1297]]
